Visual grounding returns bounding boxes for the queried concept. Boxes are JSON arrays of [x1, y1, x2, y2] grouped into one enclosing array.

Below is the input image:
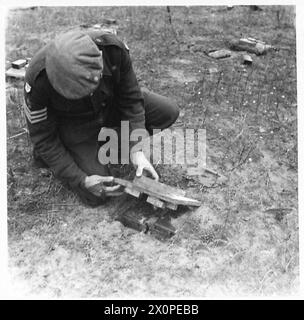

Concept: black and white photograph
[[1, 2, 302, 301]]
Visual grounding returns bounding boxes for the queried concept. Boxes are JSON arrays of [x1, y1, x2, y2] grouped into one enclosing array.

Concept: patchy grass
[[6, 6, 298, 298]]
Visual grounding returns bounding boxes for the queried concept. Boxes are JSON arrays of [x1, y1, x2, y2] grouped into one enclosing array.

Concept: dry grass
[[6, 6, 298, 298]]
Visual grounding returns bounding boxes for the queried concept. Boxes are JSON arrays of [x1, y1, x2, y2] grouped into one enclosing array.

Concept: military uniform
[[24, 31, 179, 206]]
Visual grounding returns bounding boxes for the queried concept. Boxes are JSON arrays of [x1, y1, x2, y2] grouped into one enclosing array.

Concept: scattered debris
[[229, 38, 276, 55], [116, 211, 176, 240], [204, 167, 225, 177], [112, 193, 177, 239], [243, 54, 253, 65], [11, 59, 27, 69], [5, 68, 26, 79], [6, 58, 30, 79], [117, 210, 147, 233], [207, 49, 231, 59]]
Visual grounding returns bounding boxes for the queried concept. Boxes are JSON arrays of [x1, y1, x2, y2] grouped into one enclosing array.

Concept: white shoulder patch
[[25, 82, 31, 93], [23, 104, 47, 124], [124, 42, 129, 51]]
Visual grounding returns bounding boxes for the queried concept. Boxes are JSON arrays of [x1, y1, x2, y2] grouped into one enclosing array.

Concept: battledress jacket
[[24, 31, 145, 188]]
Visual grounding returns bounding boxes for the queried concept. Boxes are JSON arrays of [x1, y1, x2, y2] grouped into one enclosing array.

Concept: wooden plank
[[133, 176, 186, 197], [125, 187, 140, 198], [133, 176, 201, 207], [146, 196, 165, 209], [113, 178, 141, 198], [113, 177, 134, 189]]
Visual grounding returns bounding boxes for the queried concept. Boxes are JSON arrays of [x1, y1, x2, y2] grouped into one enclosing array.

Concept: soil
[[6, 6, 298, 298]]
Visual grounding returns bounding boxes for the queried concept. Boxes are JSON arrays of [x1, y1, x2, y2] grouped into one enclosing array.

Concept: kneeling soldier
[[24, 30, 179, 206]]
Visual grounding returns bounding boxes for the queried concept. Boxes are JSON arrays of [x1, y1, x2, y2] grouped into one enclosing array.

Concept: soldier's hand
[[84, 175, 122, 197], [130, 151, 159, 181]]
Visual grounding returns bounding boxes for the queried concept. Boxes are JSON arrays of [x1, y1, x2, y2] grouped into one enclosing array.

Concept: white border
[[0, 0, 302, 300]]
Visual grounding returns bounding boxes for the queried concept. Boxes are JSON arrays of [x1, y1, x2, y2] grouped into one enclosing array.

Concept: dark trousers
[[60, 89, 179, 206]]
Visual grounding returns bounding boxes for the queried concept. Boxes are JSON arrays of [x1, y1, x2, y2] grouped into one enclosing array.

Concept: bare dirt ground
[[6, 6, 298, 298]]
